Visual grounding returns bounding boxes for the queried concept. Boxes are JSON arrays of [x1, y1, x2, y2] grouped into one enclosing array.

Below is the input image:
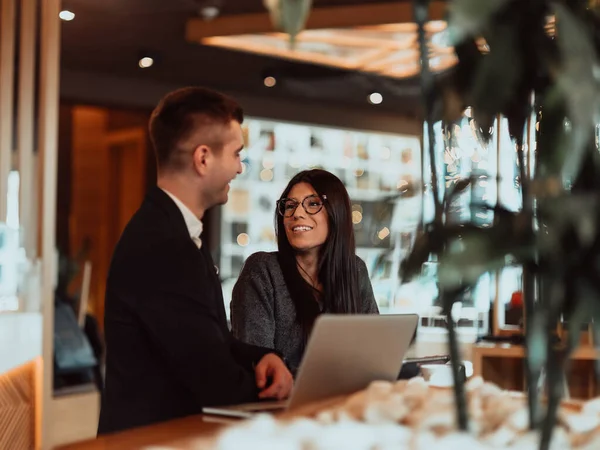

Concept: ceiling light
[[264, 76, 276, 87], [380, 146, 391, 160], [200, 6, 220, 21], [262, 158, 275, 169], [260, 169, 274, 182], [378, 227, 391, 240], [236, 233, 250, 247], [138, 57, 154, 68], [368, 92, 383, 105], [59, 10, 75, 21]]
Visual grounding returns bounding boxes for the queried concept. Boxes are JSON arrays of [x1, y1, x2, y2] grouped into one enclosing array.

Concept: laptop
[[202, 313, 419, 419]]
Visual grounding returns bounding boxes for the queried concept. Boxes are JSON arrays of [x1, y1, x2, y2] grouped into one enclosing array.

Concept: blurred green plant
[[409, 0, 600, 448], [263, 0, 313, 47]]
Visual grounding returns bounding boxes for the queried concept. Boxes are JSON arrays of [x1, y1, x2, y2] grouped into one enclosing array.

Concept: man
[[98, 87, 293, 435]]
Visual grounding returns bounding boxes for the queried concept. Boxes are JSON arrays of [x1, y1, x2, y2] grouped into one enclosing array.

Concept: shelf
[[472, 343, 600, 399], [54, 382, 98, 398]]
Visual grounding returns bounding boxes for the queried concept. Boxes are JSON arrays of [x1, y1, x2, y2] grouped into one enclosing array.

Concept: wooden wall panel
[[106, 128, 147, 252], [0, 361, 36, 450], [57, 104, 73, 255], [69, 106, 147, 328], [70, 106, 110, 323]]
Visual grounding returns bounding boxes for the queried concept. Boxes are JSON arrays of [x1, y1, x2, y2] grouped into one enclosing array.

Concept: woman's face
[[282, 182, 329, 254]]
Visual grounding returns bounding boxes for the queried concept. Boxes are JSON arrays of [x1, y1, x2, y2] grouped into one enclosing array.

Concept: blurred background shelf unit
[[217, 116, 422, 316]]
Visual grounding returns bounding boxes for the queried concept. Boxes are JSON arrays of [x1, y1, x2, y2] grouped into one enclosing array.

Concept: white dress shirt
[[162, 189, 203, 249]]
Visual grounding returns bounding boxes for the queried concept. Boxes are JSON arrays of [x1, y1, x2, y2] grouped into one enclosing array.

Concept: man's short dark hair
[[149, 87, 244, 171]]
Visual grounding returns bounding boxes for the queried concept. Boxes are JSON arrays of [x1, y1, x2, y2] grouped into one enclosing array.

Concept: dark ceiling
[[60, 0, 425, 116]]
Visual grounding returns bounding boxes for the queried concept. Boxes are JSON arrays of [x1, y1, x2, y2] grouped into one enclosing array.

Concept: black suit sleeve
[[133, 285, 260, 406], [197, 244, 275, 371], [230, 339, 275, 371], [126, 240, 264, 407]]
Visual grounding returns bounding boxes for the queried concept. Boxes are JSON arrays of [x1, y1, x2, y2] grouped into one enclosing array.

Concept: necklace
[[297, 262, 321, 292]]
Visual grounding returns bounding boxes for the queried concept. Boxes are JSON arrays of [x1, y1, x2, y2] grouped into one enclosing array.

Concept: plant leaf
[[536, 193, 600, 262], [444, 173, 490, 209], [437, 218, 534, 289], [565, 290, 591, 356], [443, 177, 472, 207], [263, 0, 313, 47], [447, 0, 510, 44], [452, 38, 484, 99], [401, 223, 479, 283], [441, 86, 467, 124], [525, 306, 547, 397], [443, 287, 470, 431], [469, 24, 521, 141], [401, 226, 440, 282], [553, 3, 600, 185], [534, 91, 570, 182]]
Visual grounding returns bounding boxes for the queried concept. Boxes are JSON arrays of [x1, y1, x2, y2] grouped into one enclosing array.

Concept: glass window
[[219, 117, 421, 317], [416, 110, 536, 336]]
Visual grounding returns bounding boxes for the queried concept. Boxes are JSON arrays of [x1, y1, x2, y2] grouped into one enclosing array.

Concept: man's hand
[[254, 353, 293, 400]]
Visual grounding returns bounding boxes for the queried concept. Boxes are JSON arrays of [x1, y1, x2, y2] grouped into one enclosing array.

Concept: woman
[[231, 169, 379, 375]]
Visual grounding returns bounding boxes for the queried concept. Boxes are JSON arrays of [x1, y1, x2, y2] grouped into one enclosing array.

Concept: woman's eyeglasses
[[277, 194, 327, 218]]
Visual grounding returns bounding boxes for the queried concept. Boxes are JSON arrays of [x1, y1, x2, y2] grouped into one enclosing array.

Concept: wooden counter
[[472, 343, 599, 399], [55, 415, 227, 450], [55, 396, 347, 450], [54, 384, 592, 450]]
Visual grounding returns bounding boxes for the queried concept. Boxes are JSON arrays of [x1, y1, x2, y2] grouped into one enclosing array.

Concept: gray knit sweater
[[230, 251, 379, 375]]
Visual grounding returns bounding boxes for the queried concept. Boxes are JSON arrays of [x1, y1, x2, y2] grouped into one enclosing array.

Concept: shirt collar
[[161, 189, 203, 247]]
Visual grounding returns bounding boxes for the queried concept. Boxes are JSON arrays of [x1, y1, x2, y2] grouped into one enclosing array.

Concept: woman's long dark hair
[[276, 169, 360, 337]]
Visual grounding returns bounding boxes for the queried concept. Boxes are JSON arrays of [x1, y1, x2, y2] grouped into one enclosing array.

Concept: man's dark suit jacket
[[98, 187, 272, 435]]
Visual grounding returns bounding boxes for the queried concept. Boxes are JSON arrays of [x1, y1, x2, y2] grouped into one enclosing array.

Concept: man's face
[[205, 120, 244, 207]]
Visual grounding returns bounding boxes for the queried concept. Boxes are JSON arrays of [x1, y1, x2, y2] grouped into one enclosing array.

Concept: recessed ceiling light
[[264, 76, 276, 87], [138, 57, 154, 68], [378, 227, 391, 240], [260, 169, 274, 182], [59, 10, 75, 21], [236, 233, 250, 247], [368, 92, 383, 105], [200, 6, 220, 21]]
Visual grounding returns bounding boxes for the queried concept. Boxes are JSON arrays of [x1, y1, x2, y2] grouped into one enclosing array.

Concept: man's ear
[[192, 145, 210, 176]]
